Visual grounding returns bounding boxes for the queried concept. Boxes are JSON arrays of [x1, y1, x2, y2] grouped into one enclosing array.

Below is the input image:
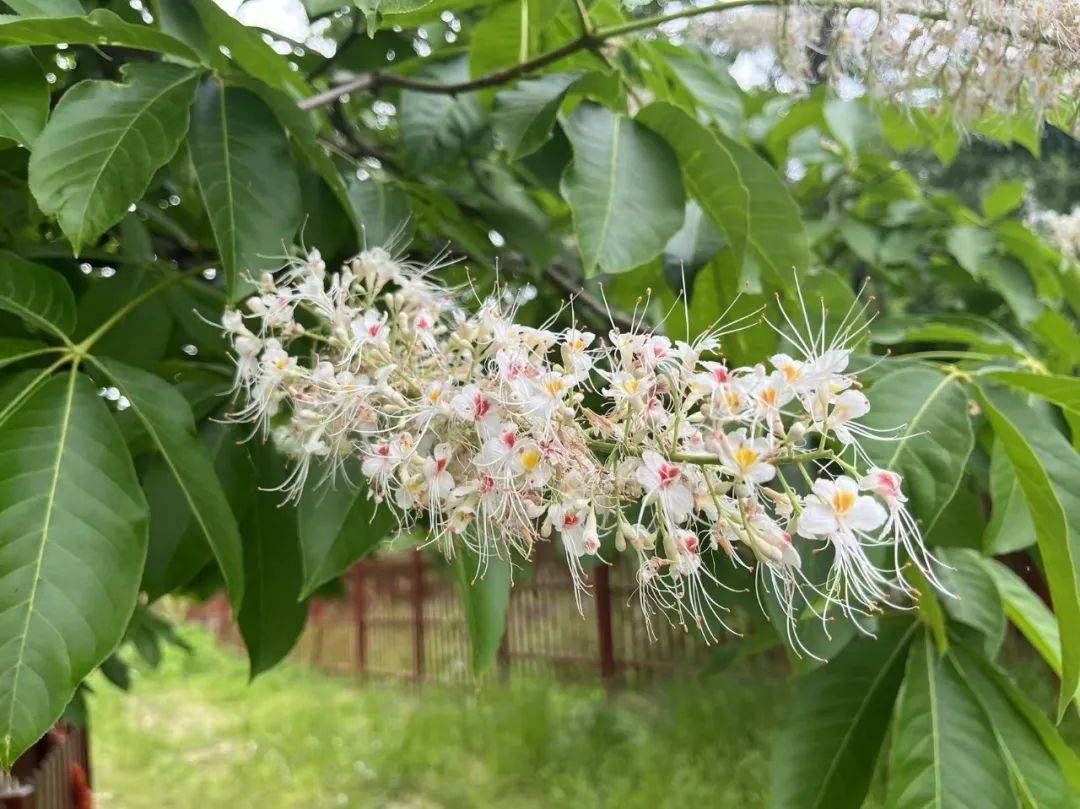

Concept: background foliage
[[0, 1, 1077, 806]]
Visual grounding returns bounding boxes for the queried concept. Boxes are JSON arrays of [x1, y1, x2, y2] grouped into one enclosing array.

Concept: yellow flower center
[[620, 378, 641, 395], [780, 363, 800, 381], [734, 445, 758, 470], [831, 490, 856, 516], [545, 378, 565, 397], [519, 448, 541, 471]]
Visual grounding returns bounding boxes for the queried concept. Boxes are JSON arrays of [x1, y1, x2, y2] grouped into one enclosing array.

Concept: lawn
[[87, 624, 786, 808], [86, 624, 1077, 808]]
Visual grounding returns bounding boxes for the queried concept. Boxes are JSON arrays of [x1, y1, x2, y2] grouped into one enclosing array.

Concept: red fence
[[1, 725, 91, 809], [192, 546, 717, 683]]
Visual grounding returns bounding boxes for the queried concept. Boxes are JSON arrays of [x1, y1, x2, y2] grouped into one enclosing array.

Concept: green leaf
[[945, 225, 995, 279], [141, 420, 252, 602], [0, 249, 76, 337], [0, 371, 148, 768], [715, 128, 808, 277], [454, 546, 511, 675], [977, 557, 1078, 710], [297, 466, 395, 599], [862, 367, 974, 532], [74, 261, 172, 369], [869, 314, 1027, 360], [469, 0, 543, 80], [0, 47, 47, 147], [227, 75, 362, 248], [823, 98, 881, 155], [94, 358, 245, 609], [689, 250, 775, 361], [986, 370, 1080, 419], [0, 338, 48, 370], [399, 58, 485, 170], [187, 81, 302, 297], [886, 631, 1015, 809], [0, 9, 201, 62], [2, 1, 84, 14], [664, 49, 744, 138], [492, 72, 582, 160], [347, 176, 413, 250], [910, 566, 949, 653], [188, 0, 308, 97], [974, 382, 1080, 719], [984, 438, 1036, 555], [983, 180, 1025, 220], [238, 446, 308, 678], [561, 103, 685, 275], [637, 102, 748, 266], [354, 0, 431, 32], [935, 548, 1005, 658], [28, 63, 199, 255], [949, 645, 1079, 807], [771, 622, 915, 809]]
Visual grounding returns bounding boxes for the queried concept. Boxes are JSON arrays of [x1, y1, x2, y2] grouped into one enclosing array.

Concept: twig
[[545, 264, 637, 333], [297, 0, 1050, 111]]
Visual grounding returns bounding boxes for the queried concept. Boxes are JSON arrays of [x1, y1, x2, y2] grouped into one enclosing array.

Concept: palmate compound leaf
[[187, 81, 302, 298], [886, 630, 1015, 809], [0, 370, 148, 767], [27, 62, 200, 255], [0, 249, 76, 338], [974, 382, 1080, 719], [771, 621, 915, 809], [560, 103, 685, 275], [94, 358, 245, 610]]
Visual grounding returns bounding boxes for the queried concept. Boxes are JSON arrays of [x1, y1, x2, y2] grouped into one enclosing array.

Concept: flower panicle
[[222, 246, 945, 654]]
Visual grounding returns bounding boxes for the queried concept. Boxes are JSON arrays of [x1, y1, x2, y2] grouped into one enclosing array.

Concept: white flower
[[635, 451, 694, 524], [422, 443, 455, 503], [824, 389, 871, 444], [561, 329, 596, 381], [451, 384, 497, 427], [798, 476, 887, 541], [520, 371, 573, 421], [717, 429, 775, 485]]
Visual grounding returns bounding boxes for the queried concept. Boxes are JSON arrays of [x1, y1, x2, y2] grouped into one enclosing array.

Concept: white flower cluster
[[695, 0, 1079, 133], [1039, 204, 1080, 261], [222, 248, 944, 656]]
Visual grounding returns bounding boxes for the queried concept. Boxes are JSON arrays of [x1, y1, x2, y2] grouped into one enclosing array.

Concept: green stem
[[587, 439, 836, 468], [75, 267, 204, 355], [0, 357, 69, 428]]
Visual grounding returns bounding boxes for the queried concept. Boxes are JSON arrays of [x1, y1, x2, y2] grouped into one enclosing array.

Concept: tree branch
[[298, 0, 1048, 111]]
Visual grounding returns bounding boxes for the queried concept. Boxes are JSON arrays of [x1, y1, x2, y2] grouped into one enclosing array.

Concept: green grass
[[87, 625, 785, 808], [87, 626, 1079, 808]]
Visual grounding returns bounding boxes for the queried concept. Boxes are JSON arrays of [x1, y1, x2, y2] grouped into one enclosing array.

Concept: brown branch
[[297, 0, 1058, 111], [545, 265, 637, 333], [298, 33, 598, 109]]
